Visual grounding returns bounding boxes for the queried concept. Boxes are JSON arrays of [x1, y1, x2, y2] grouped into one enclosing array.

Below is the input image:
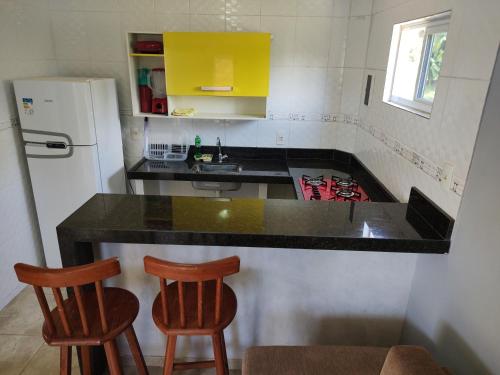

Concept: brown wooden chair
[[143, 255, 240, 375], [14, 257, 148, 375]]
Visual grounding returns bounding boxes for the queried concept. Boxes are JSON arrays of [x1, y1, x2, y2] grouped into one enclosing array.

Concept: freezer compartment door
[[26, 144, 102, 268], [14, 79, 97, 145]]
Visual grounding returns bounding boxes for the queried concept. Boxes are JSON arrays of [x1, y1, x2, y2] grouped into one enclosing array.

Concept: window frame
[[384, 12, 451, 118], [414, 22, 448, 104]]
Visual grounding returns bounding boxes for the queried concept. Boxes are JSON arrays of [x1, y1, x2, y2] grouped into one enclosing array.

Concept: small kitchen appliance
[[151, 68, 168, 114]]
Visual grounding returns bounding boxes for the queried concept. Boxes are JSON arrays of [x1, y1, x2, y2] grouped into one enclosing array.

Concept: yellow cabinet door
[[164, 32, 271, 97]]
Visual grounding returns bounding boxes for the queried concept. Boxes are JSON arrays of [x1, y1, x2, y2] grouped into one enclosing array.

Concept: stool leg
[[221, 332, 229, 375], [212, 333, 225, 375], [80, 346, 91, 375], [124, 326, 148, 375], [163, 335, 177, 375], [104, 340, 122, 375], [60, 346, 71, 375]]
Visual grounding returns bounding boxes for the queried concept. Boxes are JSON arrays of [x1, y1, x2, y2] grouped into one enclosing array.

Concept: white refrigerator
[[14, 77, 126, 268]]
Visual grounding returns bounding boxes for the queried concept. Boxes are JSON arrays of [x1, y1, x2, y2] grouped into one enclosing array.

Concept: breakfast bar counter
[[57, 193, 451, 268]]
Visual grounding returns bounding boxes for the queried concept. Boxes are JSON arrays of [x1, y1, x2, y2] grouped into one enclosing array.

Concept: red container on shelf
[[134, 41, 163, 54], [152, 98, 168, 114], [139, 86, 152, 113]]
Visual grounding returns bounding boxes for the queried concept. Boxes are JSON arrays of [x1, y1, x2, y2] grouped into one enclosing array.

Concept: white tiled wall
[[38, 0, 368, 167], [350, 0, 500, 218], [0, 0, 54, 308]]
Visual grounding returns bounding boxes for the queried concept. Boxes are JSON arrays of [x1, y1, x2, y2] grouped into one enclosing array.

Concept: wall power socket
[[276, 131, 286, 145], [439, 162, 455, 190]]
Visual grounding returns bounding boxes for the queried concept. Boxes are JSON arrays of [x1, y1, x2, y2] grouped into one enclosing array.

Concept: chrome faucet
[[216, 137, 228, 163]]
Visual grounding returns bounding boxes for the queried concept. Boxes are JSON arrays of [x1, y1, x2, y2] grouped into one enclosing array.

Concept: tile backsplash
[[352, 0, 500, 218], [3, 0, 499, 221], [42, 0, 368, 167]]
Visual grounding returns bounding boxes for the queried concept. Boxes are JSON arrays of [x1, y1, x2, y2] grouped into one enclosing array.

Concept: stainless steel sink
[[191, 163, 243, 191], [192, 163, 242, 173]]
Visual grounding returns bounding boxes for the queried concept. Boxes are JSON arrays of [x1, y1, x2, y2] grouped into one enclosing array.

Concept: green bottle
[[194, 135, 202, 159]]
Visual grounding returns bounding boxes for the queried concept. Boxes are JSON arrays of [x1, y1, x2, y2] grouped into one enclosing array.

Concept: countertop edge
[[57, 225, 450, 254]]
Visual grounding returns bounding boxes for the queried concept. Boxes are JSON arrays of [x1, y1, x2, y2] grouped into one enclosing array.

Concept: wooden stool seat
[[14, 258, 148, 375], [144, 255, 240, 375], [43, 287, 139, 346], [152, 281, 237, 335]]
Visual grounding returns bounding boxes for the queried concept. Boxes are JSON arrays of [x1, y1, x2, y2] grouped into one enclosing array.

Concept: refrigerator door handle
[[23, 129, 74, 159]]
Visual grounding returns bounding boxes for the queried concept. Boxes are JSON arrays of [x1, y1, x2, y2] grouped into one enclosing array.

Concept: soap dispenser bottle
[[194, 135, 202, 159]]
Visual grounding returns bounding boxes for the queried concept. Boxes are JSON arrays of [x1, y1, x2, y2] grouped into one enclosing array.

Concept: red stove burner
[[302, 175, 327, 201], [299, 174, 370, 202], [332, 175, 358, 189], [303, 175, 327, 187], [331, 187, 362, 200]]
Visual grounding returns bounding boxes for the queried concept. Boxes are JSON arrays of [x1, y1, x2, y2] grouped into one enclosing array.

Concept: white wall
[[350, 0, 500, 217], [401, 47, 500, 375], [37, 0, 374, 167], [102, 243, 417, 361], [0, 0, 56, 308]]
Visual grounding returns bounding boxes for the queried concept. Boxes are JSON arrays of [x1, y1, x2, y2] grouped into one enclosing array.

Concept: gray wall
[[401, 47, 500, 374], [0, 1, 54, 309]]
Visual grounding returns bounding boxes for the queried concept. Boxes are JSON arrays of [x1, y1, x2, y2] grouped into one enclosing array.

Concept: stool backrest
[[14, 257, 121, 338], [143, 255, 240, 328]]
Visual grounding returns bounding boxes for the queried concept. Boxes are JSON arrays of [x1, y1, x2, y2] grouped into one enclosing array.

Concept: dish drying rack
[[143, 118, 189, 161]]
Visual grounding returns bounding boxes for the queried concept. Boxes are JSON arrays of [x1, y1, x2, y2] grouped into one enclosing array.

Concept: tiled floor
[[0, 287, 241, 374]]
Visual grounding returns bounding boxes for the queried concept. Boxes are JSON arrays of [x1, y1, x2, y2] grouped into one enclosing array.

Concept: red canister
[[139, 85, 152, 113]]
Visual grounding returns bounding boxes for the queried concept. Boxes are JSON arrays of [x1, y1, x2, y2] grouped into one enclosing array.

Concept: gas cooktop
[[299, 173, 370, 202]]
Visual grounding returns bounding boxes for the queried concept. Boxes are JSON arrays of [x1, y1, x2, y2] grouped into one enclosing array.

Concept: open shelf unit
[[126, 32, 169, 118], [126, 32, 269, 121]]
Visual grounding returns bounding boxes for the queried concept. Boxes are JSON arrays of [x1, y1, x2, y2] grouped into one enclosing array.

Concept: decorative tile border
[[352, 116, 464, 197]]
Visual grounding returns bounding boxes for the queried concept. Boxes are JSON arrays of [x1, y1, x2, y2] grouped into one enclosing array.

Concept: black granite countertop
[[128, 157, 291, 184], [127, 147, 396, 202], [57, 193, 451, 253]]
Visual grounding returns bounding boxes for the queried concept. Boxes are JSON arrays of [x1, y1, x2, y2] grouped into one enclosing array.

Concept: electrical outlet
[[451, 175, 464, 196], [276, 132, 286, 145], [439, 162, 454, 189]]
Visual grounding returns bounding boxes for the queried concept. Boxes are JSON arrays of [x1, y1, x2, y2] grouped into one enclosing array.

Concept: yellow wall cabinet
[[127, 32, 271, 120], [164, 32, 270, 97]]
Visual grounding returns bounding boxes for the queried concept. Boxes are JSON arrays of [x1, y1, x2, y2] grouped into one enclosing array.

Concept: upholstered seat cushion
[[243, 346, 389, 375], [380, 346, 448, 375]]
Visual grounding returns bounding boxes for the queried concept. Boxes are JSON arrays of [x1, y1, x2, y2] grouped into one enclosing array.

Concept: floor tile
[[20, 343, 80, 375], [0, 335, 43, 375], [0, 287, 51, 336]]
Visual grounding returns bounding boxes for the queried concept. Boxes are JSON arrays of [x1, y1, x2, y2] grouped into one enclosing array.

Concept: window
[[384, 12, 450, 117]]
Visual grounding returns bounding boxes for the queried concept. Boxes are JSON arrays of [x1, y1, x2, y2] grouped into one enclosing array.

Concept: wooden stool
[[14, 257, 148, 375], [144, 255, 240, 375]]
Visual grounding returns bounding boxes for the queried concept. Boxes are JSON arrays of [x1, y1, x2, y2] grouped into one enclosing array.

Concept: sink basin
[[192, 163, 242, 173]]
